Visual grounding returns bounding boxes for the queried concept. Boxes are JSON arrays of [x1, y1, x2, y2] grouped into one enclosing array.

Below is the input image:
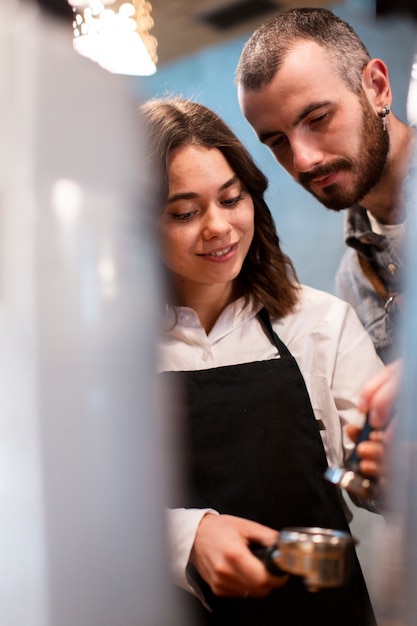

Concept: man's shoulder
[[336, 246, 360, 274], [335, 248, 373, 309]]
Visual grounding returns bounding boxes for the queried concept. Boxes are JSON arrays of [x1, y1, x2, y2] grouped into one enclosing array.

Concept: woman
[[141, 97, 383, 625]]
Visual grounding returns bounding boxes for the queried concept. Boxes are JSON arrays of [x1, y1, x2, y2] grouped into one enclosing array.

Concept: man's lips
[[300, 160, 352, 189], [310, 171, 339, 188]]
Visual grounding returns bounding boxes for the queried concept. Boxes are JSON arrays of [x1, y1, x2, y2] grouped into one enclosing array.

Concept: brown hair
[[236, 7, 371, 94], [140, 96, 300, 320]]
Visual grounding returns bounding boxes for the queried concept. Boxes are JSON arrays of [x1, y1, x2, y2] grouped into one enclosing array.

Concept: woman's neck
[[175, 280, 241, 334]]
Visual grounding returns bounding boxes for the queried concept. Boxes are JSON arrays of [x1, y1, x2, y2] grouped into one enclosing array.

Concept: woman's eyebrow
[[167, 175, 239, 204], [220, 175, 239, 191], [167, 191, 198, 204]]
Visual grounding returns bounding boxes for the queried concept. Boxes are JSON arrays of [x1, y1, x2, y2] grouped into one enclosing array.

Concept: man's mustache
[[299, 159, 353, 187]]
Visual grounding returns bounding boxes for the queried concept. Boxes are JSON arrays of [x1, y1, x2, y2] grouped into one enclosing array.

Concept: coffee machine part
[[324, 413, 379, 499], [250, 527, 356, 592]]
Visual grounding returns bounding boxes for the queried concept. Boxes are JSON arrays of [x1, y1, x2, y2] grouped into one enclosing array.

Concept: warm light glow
[[98, 257, 117, 285], [69, 1, 158, 76], [51, 178, 83, 223]]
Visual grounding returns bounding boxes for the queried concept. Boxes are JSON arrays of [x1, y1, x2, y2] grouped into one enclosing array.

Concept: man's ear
[[362, 59, 392, 111]]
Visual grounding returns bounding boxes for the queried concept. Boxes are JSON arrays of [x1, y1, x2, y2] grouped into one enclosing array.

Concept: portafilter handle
[[249, 542, 285, 578], [324, 413, 379, 500], [347, 413, 374, 473]]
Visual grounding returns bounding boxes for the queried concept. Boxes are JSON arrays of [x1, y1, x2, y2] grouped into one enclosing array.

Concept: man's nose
[[291, 137, 324, 173]]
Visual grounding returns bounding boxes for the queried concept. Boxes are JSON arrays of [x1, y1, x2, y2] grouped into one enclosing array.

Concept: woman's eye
[[222, 193, 243, 207], [170, 211, 195, 222]]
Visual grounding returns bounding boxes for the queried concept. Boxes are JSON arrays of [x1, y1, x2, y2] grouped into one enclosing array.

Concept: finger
[[244, 523, 280, 548], [358, 460, 383, 479], [358, 360, 401, 428], [368, 382, 398, 428], [368, 430, 386, 444], [346, 424, 361, 443], [357, 440, 385, 478], [359, 359, 401, 403], [357, 439, 385, 462]]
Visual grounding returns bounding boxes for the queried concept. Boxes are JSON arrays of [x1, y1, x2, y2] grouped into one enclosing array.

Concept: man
[[236, 7, 415, 364]]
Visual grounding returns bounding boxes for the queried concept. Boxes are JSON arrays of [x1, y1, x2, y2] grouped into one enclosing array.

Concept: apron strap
[[257, 307, 291, 357]]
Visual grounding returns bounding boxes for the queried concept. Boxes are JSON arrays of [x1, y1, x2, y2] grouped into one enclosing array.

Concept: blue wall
[[133, 0, 417, 294]]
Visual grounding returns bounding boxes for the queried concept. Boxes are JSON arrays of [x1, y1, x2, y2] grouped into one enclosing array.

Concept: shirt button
[[388, 263, 397, 275], [202, 351, 209, 361]]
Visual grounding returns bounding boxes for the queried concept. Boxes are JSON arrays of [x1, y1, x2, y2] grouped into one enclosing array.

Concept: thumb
[[242, 519, 280, 547]]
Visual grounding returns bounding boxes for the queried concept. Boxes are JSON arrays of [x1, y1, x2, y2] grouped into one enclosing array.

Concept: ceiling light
[[68, 1, 158, 76]]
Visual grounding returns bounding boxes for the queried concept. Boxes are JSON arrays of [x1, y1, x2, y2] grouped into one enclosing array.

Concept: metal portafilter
[[324, 414, 379, 500], [250, 527, 356, 592]]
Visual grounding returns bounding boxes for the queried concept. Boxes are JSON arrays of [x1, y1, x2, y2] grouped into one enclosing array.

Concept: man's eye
[[270, 135, 287, 150], [310, 113, 328, 126]]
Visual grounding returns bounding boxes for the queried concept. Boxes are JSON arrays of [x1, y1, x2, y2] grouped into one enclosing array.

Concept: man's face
[[238, 41, 389, 211]]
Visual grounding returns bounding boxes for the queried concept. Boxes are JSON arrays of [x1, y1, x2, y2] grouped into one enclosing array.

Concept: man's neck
[[362, 121, 415, 225]]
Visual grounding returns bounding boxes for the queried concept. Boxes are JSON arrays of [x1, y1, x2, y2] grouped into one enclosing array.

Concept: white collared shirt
[[159, 284, 383, 592]]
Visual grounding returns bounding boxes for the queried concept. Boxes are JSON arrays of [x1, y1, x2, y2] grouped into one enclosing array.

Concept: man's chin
[[319, 197, 347, 212], [303, 184, 348, 212]]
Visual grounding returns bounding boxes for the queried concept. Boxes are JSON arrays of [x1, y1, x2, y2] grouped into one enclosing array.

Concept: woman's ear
[[362, 58, 392, 111]]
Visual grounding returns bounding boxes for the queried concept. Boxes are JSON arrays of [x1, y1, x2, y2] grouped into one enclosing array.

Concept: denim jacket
[[335, 205, 404, 364]]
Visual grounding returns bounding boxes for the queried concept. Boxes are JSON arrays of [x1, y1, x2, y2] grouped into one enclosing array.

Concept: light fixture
[[68, 1, 158, 76]]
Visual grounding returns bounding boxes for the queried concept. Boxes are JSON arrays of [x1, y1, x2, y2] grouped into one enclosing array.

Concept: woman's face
[[158, 144, 255, 304]]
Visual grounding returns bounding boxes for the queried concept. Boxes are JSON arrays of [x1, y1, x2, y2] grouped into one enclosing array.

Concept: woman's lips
[[199, 243, 237, 261]]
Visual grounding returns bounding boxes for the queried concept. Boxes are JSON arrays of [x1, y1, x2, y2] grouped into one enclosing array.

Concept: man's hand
[[347, 359, 401, 481], [358, 359, 401, 429]]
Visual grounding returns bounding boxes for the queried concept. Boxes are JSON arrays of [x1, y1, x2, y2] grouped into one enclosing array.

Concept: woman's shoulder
[[296, 283, 352, 314], [273, 283, 363, 343], [272, 284, 382, 374]]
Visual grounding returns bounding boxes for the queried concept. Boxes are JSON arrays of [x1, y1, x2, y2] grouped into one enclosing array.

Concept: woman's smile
[[198, 243, 238, 260]]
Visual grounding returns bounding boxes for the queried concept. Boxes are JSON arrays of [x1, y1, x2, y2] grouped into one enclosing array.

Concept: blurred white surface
[[0, 3, 182, 624]]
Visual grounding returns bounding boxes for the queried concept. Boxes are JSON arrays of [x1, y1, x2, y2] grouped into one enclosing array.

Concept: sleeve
[[166, 507, 219, 596], [290, 288, 384, 470], [335, 248, 391, 362], [330, 303, 385, 514], [331, 302, 384, 460]]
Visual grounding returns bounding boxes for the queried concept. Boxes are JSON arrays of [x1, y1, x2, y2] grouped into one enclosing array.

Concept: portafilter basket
[[251, 526, 356, 592]]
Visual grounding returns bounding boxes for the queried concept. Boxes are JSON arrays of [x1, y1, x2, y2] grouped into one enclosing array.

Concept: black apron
[[162, 309, 376, 625]]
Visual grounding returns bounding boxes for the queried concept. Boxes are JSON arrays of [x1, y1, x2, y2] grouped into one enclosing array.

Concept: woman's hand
[[190, 513, 288, 598]]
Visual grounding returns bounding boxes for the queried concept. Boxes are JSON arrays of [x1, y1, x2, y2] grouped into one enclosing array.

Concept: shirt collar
[[163, 297, 261, 340]]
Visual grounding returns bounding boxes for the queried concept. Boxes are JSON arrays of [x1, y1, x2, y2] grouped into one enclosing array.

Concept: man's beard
[[298, 94, 390, 211]]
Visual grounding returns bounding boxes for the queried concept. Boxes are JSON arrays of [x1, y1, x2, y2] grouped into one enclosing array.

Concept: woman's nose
[[202, 205, 232, 238]]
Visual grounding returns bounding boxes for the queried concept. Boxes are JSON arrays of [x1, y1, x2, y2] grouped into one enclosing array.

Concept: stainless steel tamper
[[324, 414, 379, 499]]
